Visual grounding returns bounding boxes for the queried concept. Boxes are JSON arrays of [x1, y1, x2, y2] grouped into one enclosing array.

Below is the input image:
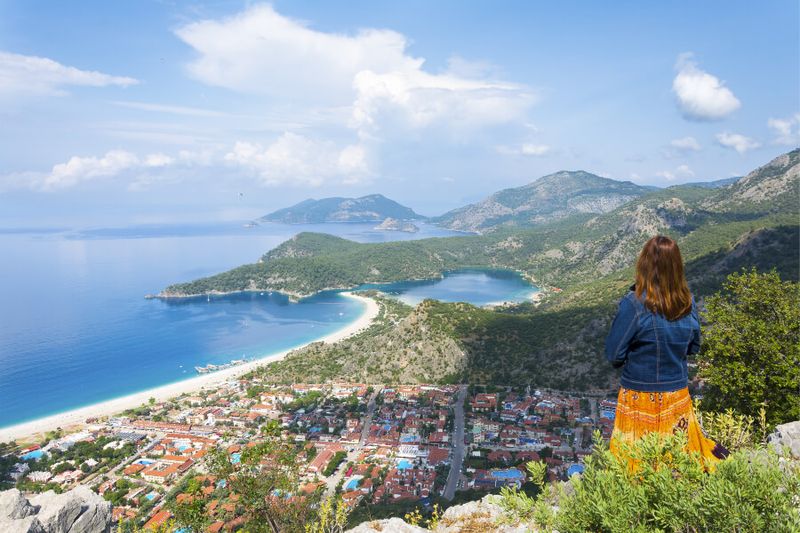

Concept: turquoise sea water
[[0, 222, 536, 429], [359, 269, 537, 307]]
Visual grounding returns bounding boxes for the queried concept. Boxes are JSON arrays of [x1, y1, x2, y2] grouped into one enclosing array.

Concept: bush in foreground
[[494, 431, 800, 532], [698, 269, 800, 428]]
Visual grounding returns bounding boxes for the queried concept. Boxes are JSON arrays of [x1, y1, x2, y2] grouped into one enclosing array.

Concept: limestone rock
[[0, 488, 37, 519], [346, 517, 428, 532], [344, 495, 532, 533], [436, 494, 528, 533], [0, 515, 45, 533], [0, 486, 112, 533], [769, 420, 800, 459], [30, 491, 83, 533]]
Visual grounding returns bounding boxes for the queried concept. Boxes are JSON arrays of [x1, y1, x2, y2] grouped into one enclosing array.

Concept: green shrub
[[697, 407, 767, 453], [495, 431, 800, 532], [698, 269, 800, 428]]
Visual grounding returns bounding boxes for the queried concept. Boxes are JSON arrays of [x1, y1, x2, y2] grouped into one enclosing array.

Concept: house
[[143, 509, 172, 530], [471, 393, 498, 412]]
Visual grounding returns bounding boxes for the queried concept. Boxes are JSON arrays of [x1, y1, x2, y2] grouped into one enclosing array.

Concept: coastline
[[0, 292, 380, 444]]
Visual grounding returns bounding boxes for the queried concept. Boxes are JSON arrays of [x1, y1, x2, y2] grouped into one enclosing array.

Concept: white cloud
[[112, 100, 229, 118], [30, 150, 182, 191], [143, 153, 174, 167], [42, 150, 139, 190], [175, 4, 418, 102], [520, 143, 551, 156], [716, 132, 760, 154], [0, 51, 137, 100], [670, 136, 701, 152], [175, 4, 535, 139], [496, 143, 551, 157], [672, 53, 740, 121], [223, 133, 370, 186], [767, 114, 800, 145], [351, 69, 533, 139], [656, 164, 695, 182]]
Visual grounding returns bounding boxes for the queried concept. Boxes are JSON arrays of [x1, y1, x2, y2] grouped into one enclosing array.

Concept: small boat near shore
[[195, 358, 249, 374]]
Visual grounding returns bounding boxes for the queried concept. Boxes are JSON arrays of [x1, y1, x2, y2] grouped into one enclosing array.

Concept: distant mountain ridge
[[433, 170, 653, 233], [162, 150, 798, 390], [262, 194, 421, 224]]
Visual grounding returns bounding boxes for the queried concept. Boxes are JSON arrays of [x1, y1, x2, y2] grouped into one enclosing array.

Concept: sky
[[0, 1, 798, 226]]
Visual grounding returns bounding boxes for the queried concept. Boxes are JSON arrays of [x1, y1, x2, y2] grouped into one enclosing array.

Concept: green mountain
[[432, 170, 653, 233], [164, 150, 799, 300], [262, 194, 421, 224], [163, 150, 799, 389]]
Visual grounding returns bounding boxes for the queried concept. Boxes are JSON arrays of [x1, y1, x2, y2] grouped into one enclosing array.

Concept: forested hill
[[162, 150, 799, 389], [432, 170, 653, 233], [162, 149, 799, 301], [262, 194, 421, 224]]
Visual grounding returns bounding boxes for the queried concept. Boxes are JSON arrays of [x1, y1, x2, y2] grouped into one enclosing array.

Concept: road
[[443, 384, 467, 500], [324, 388, 380, 497], [77, 432, 164, 490]]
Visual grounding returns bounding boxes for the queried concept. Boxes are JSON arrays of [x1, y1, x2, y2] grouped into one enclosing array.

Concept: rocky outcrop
[[346, 494, 530, 532], [769, 420, 800, 459], [0, 487, 112, 533]]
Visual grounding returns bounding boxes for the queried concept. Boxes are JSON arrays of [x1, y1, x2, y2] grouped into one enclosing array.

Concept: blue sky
[[0, 1, 797, 226]]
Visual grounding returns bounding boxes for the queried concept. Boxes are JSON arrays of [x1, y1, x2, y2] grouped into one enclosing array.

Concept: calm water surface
[[0, 222, 535, 427]]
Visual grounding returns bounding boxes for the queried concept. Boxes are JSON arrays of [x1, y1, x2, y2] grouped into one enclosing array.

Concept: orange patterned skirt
[[609, 387, 728, 469]]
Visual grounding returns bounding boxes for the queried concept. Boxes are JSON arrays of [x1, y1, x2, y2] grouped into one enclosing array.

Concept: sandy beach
[[0, 292, 380, 444]]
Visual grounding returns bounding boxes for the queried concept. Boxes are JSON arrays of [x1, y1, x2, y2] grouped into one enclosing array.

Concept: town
[[1, 379, 615, 531]]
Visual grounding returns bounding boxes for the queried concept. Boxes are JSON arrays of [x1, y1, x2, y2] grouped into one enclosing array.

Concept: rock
[[66, 487, 112, 533], [0, 488, 37, 519], [346, 517, 428, 532], [344, 495, 532, 533], [30, 491, 83, 533], [0, 487, 112, 533], [436, 494, 528, 533], [768, 421, 800, 459], [0, 515, 45, 533]]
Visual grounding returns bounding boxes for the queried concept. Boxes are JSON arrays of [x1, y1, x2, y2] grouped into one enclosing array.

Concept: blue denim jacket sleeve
[[687, 298, 701, 355], [605, 295, 638, 368]]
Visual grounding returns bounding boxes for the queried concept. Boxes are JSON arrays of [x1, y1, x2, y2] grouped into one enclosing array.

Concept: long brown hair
[[634, 235, 692, 320]]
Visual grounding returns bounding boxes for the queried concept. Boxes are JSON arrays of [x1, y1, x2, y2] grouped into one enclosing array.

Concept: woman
[[605, 235, 728, 466]]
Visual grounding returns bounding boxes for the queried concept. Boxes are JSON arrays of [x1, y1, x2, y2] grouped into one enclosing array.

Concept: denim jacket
[[604, 287, 700, 392]]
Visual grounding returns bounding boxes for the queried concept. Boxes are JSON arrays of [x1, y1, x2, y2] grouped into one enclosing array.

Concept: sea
[[0, 222, 537, 428]]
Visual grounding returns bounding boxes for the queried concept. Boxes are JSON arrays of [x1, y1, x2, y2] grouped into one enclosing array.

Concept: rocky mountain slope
[[262, 194, 421, 224], [250, 294, 468, 385], [433, 170, 652, 233]]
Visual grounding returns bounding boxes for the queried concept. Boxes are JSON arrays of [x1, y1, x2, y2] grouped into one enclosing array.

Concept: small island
[[373, 217, 420, 233]]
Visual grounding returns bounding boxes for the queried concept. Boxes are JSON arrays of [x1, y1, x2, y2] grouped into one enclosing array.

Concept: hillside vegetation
[[166, 150, 799, 388], [262, 194, 421, 224]]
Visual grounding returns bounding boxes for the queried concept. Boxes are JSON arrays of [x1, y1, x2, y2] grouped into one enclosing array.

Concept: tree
[[174, 423, 315, 533], [697, 270, 800, 427]]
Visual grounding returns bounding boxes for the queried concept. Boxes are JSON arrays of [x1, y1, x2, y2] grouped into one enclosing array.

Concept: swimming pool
[[490, 468, 525, 480], [21, 450, 44, 461], [345, 478, 360, 491], [144, 492, 158, 501], [135, 459, 154, 465], [397, 459, 412, 470], [231, 453, 241, 464], [567, 464, 585, 477]]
